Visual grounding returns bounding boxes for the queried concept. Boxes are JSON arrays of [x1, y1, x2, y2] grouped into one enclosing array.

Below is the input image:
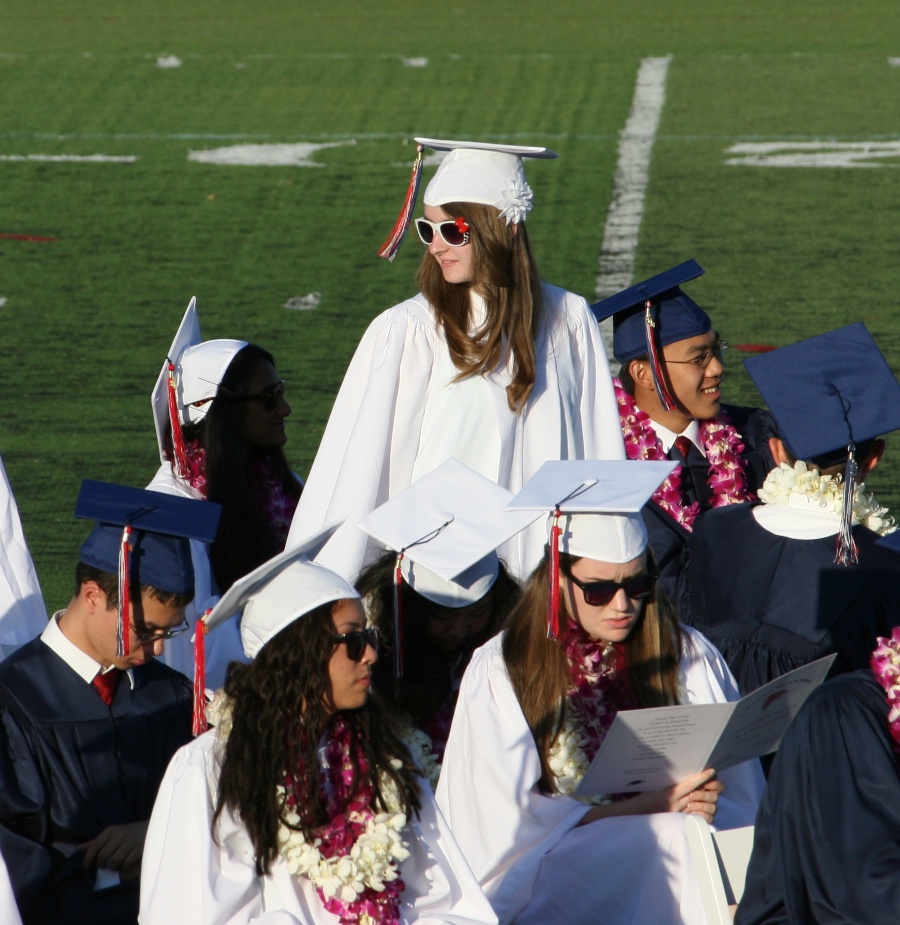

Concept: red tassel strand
[[377, 144, 425, 262], [117, 526, 132, 658], [548, 508, 562, 640], [393, 553, 405, 678], [192, 616, 209, 736], [166, 361, 189, 479], [644, 300, 677, 412]]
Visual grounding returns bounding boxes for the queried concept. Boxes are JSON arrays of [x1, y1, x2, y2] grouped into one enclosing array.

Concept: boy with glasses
[[0, 481, 219, 925], [592, 260, 774, 605]]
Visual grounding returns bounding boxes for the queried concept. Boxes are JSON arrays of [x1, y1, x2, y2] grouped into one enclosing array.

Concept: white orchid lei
[[758, 461, 895, 535], [210, 694, 411, 925]]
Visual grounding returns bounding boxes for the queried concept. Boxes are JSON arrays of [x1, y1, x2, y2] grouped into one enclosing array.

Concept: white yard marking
[[726, 141, 900, 168], [156, 55, 182, 69], [594, 55, 673, 361], [187, 139, 355, 166], [0, 154, 137, 162], [400, 57, 429, 68], [284, 293, 322, 311]]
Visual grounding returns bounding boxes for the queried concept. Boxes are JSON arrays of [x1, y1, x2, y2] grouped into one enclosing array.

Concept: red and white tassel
[[547, 507, 562, 640], [378, 144, 425, 262], [392, 553, 405, 678], [117, 525, 132, 658], [192, 614, 210, 736], [644, 300, 677, 412], [835, 445, 860, 566], [166, 360, 189, 479]]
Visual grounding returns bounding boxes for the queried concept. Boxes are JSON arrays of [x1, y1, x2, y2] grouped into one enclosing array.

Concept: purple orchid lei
[[871, 628, 900, 754]]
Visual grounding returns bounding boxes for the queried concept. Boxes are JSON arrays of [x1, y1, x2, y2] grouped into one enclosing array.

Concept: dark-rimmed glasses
[[133, 618, 190, 646], [414, 218, 470, 248], [221, 380, 286, 413], [331, 627, 380, 662], [563, 570, 657, 606], [666, 340, 728, 370]]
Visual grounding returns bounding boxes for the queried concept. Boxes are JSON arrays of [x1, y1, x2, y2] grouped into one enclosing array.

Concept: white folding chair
[[685, 816, 755, 925]]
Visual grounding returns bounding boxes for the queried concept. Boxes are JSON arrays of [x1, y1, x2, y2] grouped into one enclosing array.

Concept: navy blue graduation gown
[[0, 637, 192, 924], [682, 502, 900, 693], [737, 671, 900, 925], [646, 404, 775, 608]]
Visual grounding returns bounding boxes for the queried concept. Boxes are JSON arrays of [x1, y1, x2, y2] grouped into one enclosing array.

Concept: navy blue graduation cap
[[76, 480, 221, 656], [591, 260, 710, 412], [745, 323, 900, 565]]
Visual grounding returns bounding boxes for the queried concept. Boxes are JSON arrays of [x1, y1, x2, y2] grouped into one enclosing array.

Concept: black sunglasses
[[564, 570, 657, 606], [331, 626, 380, 662], [221, 380, 286, 413], [414, 217, 471, 247]]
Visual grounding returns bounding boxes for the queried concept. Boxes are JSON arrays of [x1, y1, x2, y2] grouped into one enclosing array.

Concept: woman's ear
[[768, 436, 791, 466]]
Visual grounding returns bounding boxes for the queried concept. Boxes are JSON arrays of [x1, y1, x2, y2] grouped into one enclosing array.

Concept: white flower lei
[[401, 726, 442, 792], [758, 461, 896, 535], [548, 714, 612, 806], [208, 692, 412, 911]]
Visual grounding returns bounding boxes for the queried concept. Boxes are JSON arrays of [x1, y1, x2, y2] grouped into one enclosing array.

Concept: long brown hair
[[416, 201, 545, 412], [502, 550, 683, 792], [214, 601, 422, 876]]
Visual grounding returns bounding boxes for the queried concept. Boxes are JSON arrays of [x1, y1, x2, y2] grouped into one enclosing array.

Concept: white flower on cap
[[496, 177, 534, 226]]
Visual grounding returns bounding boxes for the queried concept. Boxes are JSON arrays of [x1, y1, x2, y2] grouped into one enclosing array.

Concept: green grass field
[[2, 0, 900, 606]]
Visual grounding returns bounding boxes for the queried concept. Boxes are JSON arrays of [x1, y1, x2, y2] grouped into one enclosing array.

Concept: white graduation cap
[[356, 459, 541, 674], [151, 298, 248, 471], [506, 460, 676, 638], [192, 522, 353, 733], [378, 137, 558, 260]]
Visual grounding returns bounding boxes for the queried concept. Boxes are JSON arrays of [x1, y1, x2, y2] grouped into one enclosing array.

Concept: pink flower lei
[[613, 378, 753, 531], [871, 628, 900, 754], [282, 716, 406, 924]]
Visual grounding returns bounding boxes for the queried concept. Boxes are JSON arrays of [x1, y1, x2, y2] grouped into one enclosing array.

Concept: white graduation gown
[[146, 463, 247, 687], [287, 285, 624, 582], [0, 456, 47, 661], [139, 730, 498, 925], [435, 629, 765, 925]]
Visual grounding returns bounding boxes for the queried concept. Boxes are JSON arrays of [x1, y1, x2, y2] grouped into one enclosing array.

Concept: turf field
[[2, 0, 900, 606]]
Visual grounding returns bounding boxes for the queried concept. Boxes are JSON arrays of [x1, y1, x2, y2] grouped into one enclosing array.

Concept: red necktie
[[92, 669, 120, 706], [673, 435, 693, 461]]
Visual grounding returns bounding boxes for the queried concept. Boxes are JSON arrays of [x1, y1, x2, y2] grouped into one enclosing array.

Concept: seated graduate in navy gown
[[682, 323, 900, 695], [0, 480, 220, 925], [736, 623, 900, 924], [592, 260, 774, 606]]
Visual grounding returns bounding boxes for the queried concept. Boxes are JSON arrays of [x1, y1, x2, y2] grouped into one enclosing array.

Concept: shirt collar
[[41, 612, 135, 688], [653, 419, 705, 457]]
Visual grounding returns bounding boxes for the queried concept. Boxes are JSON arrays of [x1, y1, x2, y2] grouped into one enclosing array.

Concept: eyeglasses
[[665, 340, 728, 369], [133, 618, 190, 646], [414, 217, 471, 248], [222, 380, 286, 413], [563, 570, 657, 606], [331, 627, 380, 662]]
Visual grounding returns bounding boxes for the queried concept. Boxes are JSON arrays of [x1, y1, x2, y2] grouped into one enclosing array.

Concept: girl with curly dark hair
[[140, 551, 496, 925]]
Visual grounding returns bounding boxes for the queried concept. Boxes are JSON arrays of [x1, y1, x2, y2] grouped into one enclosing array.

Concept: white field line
[[725, 140, 900, 168], [0, 153, 136, 162], [594, 55, 673, 361]]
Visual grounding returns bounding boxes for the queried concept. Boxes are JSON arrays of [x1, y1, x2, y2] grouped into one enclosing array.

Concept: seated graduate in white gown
[[436, 460, 765, 925], [140, 530, 498, 925], [354, 458, 538, 783], [147, 297, 302, 686]]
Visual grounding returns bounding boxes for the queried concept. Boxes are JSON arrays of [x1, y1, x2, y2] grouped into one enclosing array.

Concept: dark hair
[[357, 551, 520, 728], [778, 438, 879, 477], [214, 601, 422, 876], [181, 344, 301, 592], [501, 549, 682, 792], [74, 561, 192, 610], [416, 201, 545, 412]]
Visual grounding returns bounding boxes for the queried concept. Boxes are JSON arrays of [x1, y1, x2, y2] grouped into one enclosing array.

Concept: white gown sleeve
[[435, 637, 587, 916], [139, 734, 303, 925], [0, 456, 47, 661], [678, 625, 766, 829], [286, 301, 437, 581]]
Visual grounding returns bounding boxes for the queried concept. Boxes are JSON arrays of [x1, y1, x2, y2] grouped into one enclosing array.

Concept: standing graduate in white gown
[[436, 461, 765, 925], [140, 540, 497, 925], [288, 138, 624, 581]]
